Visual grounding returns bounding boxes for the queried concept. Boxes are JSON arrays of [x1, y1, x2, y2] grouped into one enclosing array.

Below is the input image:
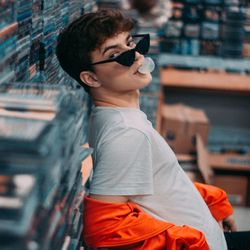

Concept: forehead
[[100, 32, 130, 51], [91, 31, 130, 61]]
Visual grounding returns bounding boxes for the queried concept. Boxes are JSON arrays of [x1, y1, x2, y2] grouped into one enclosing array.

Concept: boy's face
[[90, 32, 152, 93]]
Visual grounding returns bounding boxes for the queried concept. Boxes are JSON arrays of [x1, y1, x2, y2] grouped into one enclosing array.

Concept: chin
[[139, 72, 152, 88]]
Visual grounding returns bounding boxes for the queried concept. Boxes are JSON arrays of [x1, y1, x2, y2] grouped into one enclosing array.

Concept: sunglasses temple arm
[[132, 34, 149, 37], [91, 59, 116, 65]]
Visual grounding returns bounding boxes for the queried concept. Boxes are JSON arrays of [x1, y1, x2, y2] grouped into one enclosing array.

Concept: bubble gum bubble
[[138, 57, 155, 74]]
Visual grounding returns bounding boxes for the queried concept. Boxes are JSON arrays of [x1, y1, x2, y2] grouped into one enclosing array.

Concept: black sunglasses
[[90, 34, 150, 67]]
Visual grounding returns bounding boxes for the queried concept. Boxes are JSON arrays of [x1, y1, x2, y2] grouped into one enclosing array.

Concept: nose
[[135, 51, 144, 62]]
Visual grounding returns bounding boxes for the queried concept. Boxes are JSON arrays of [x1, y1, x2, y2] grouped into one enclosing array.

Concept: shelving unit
[[159, 0, 250, 58], [1, 0, 250, 248], [158, 53, 250, 130], [158, 52, 250, 206], [0, 1, 96, 250], [160, 68, 250, 93]]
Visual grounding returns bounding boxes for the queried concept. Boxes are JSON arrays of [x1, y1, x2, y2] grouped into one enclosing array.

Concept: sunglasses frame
[[90, 34, 150, 66]]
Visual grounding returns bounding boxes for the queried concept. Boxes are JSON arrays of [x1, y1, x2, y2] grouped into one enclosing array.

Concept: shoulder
[[91, 107, 152, 138], [89, 107, 155, 157]]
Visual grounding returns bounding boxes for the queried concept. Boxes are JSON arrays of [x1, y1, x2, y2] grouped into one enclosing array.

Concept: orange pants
[[83, 196, 209, 250], [83, 182, 233, 249]]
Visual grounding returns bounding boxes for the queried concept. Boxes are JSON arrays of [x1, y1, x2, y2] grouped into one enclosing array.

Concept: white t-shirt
[[88, 106, 227, 250]]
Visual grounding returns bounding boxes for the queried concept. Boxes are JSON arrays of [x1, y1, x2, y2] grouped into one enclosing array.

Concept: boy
[[56, 9, 237, 249]]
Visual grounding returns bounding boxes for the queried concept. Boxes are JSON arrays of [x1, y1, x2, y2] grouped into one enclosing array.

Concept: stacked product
[[15, 0, 32, 81], [68, 0, 85, 23], [208, 126, 250, 154], [243, 4, 250, 57], [159, 0, 250, 58], [60, 0, 70, 28], [39, 0, 93, 85], [29, 0, 43, 80], [221, 8, 246, 58], [0, 1, 18, 85], [0, 83, 91, 250], [200, 0, 221, 56], [159, 0, 200, 55], [0, 1, 96, 86], [83, 0, 97, 14], [39, 0, 61, 83]]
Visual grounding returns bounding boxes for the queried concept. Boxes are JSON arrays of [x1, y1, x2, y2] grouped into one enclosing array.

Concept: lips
[[133, 64, 142, 74], [131, 56, 144, 74]]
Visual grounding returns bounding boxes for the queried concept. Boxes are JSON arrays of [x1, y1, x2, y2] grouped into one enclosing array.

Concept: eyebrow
[[102, 34, 131, 56]]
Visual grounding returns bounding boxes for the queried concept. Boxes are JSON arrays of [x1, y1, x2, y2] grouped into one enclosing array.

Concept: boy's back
[[88, 106, 227, 250]]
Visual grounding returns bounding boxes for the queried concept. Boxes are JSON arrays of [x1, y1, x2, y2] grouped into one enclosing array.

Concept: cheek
[[97, 64, 130, 83], [96, 64, 152, 91]]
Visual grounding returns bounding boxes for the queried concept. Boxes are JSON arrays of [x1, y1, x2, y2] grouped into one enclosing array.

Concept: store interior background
[[0, 0, 250, 249]]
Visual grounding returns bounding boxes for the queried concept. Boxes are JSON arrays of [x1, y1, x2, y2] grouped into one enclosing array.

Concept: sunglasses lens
[[115, 35, 150, 66], [116, 49, 135, 66], [91, 35, 150, 67], [136, 35, 149, 55]]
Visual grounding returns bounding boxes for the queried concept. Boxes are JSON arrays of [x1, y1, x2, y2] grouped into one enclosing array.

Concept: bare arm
[[219, 214, 237, 232]]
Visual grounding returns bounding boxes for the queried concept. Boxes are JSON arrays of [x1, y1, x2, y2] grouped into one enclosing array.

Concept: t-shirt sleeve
[[89, 128, 154, 195]]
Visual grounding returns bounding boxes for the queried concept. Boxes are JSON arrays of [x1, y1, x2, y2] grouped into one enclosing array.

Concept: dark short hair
[[56, 9, 134, 92]]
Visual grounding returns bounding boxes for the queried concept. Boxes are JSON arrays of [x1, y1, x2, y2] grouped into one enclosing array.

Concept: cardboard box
[[195, 135, 250, 206], [209, 153, 250, 171], [213, 175, 248, 206], [160, 104, 187, 153], [209, 153, 250, 206], [185, 107, 209, 147], [176, 136, 250, 206], [160, 104, 209, 154]]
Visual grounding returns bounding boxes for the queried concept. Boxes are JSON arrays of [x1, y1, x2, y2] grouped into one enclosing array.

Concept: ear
[[80, 71, 101, 88]]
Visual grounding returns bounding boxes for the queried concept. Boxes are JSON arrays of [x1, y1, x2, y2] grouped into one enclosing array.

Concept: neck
[[92, 89, 140, 108]]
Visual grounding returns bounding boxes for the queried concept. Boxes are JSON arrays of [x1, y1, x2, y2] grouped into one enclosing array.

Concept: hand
[[219, 214, 237, 232]]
